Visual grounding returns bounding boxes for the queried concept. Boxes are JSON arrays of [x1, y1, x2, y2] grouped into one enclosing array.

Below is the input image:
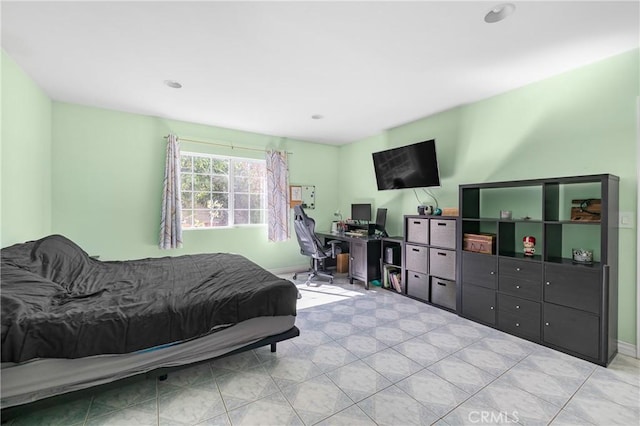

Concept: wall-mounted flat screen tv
[[372, 139, 441, 190]]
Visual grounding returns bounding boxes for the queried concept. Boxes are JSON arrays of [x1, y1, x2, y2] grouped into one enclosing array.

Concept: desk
[[317, 231, 382, 290]]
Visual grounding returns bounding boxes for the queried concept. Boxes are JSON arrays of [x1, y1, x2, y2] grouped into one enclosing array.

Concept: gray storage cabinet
[[403, 215, 458, 310]]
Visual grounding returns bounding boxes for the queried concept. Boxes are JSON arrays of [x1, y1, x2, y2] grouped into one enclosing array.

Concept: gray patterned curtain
[[266, 150, 289, 242], [159, 134, 183, 249]]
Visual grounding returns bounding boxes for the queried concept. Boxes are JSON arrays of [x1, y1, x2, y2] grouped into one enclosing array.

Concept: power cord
[[413, 188, 439, 208]]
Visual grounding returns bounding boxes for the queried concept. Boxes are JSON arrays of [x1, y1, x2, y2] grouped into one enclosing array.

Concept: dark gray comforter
[[1, 235, 298, 363]]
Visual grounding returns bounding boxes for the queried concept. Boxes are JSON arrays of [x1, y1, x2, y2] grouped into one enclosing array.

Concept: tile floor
[[3, 274, 639, 426]]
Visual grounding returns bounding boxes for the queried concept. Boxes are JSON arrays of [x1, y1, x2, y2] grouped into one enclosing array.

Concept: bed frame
[[1, 326, 299, 422]]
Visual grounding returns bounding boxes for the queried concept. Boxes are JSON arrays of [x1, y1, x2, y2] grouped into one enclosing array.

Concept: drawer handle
[[515, 305, 520, 309], [412, 248, 420, 252], [437, 252, 447, 256], [516, 267, 521, 272], [516, 285, 520, 289], [546, 281, 550, 286], [490, 271, 495, 275], [545, 322, 550, 326], [414, 275, 419, 278], [437, 223, 447, 226], [413, 221, 421, 224], [490, 306, 494, 310], [515, 323, 520, 327], [437, 281, 446, 286]]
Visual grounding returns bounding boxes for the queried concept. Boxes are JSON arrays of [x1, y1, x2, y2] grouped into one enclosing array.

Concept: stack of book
[[383, 265, 402, 293]]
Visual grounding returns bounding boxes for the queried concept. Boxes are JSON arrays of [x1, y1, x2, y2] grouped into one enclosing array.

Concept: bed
[[0, 234, 299, 415]]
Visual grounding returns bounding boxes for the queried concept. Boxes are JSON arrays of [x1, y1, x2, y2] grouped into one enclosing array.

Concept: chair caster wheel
[[350, 278, 354, 284], [329, 278, 333, 284], [293, 273, 297, 280]]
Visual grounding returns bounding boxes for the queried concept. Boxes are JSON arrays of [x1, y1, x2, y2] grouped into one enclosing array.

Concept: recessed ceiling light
[[164, 80, 182, 89], [311, 114, 324, 120], [484, 3, 516, 23]]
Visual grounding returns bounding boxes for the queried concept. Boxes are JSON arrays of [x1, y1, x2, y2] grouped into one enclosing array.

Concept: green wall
[[2, 48, 638, 345], [51, 103, 340, 269], [1, 52, 52, 246], [337, 49, 639, 344]]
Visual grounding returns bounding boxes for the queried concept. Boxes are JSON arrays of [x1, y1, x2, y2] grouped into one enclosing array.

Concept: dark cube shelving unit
[[457, 174, 619, 366]]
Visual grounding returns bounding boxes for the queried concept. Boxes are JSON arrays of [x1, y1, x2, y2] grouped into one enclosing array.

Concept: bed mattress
[[1, 235, 298, 362]]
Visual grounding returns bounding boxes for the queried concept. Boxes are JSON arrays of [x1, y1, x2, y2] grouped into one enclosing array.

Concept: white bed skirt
[[1, 315, 296, 408]]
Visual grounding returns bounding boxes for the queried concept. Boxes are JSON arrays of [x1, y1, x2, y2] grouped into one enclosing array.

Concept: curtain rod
[[164, 135, 293, 155]]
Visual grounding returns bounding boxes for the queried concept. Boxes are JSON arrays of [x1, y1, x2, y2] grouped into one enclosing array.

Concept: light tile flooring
[[4, 275, 640, 426]]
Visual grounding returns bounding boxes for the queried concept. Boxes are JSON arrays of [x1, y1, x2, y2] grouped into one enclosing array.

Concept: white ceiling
[[2, 1, 639, 145]]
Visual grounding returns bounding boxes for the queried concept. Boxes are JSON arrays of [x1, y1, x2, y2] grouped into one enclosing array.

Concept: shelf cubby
[[498, 220, 543, 258]]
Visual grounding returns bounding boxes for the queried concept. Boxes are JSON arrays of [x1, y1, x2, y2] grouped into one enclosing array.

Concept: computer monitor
[[351, 203, 372, 222], [375, 208, 387, 228]]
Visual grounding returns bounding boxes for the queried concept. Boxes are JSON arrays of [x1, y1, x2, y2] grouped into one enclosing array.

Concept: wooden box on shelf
[[441, 207, 459, 217], [570, 199, 601, 222], [463, 233, 496, 254]]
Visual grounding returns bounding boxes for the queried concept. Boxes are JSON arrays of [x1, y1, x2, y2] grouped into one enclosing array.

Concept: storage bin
[[405, 244, 428, 274], [407, 271, 429, 301], [430, 219, 456, 249], [431, 277, 456, 310], [429, 248, 456, 281], [407, 218, 429, 245]]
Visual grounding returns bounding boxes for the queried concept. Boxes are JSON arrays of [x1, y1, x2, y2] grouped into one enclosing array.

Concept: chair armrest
[[327, 240, 341, 258]]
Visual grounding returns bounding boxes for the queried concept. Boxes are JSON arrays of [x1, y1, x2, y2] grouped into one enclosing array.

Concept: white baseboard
[[618, 340, 637, 358], [268, 265, 308, 276]]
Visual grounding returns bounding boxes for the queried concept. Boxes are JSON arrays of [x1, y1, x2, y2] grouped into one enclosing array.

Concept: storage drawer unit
[[499, 258, 542, 280], [498, 258, 542, 300], [430, 248, 456, 281], [544, 263, 600, 314], [498, 293, 540, 316], [462, 251, 497, 289], [430, 219, 456, 249], [499, 310, 540, 340], [459, 174, 619, 366], [407, 218, 429, 245], [499, 277, 541, 300], [405, 244, 428, 274], [498, 293, 541, 340], [462, 284, 496, 325], [406, 271, 429, 301], [432, 277, 456, 310]]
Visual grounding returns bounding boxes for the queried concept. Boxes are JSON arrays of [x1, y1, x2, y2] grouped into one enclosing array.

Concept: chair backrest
[[293, 205, 327, 259]]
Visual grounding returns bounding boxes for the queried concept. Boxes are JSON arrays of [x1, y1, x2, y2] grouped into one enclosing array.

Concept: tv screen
[[372, 139, 440, 190]]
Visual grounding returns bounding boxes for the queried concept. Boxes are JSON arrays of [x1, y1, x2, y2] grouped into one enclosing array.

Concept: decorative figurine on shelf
[[523, 236, 536, 257]]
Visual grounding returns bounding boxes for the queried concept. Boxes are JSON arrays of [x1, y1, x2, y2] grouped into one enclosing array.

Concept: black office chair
[[292, 205, 341, 286]]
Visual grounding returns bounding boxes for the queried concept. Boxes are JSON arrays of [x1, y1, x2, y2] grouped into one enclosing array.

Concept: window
[[180, 152, 267, 228]]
